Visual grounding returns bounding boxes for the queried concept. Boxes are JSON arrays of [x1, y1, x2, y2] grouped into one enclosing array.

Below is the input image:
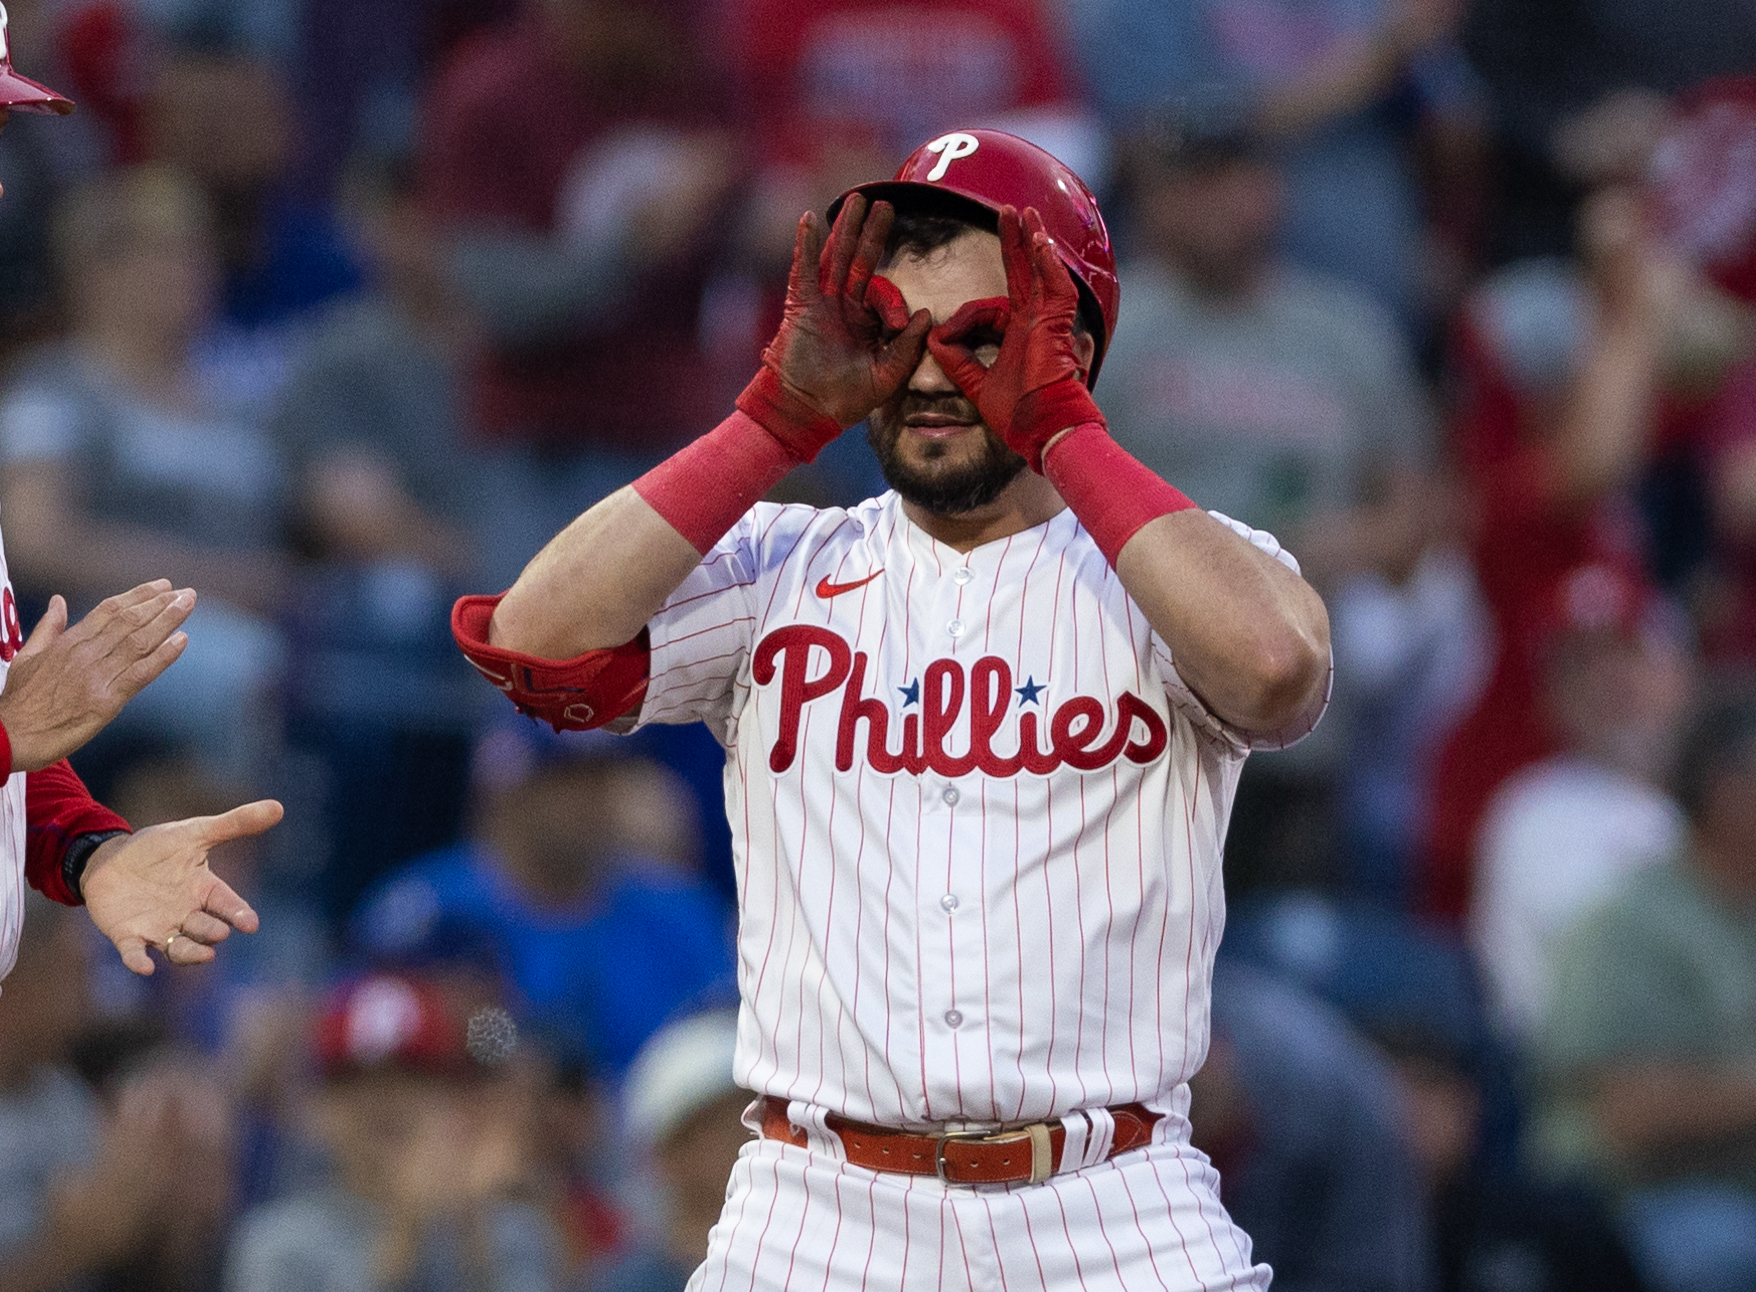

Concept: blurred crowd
[[0, 0, 1754, 1289]]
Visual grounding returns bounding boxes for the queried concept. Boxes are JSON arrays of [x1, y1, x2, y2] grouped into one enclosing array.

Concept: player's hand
[[0, 581, 194, 773], [81, 799, 284, 975], [927, 205, 1102, 473], [739, 194, 932, 458]]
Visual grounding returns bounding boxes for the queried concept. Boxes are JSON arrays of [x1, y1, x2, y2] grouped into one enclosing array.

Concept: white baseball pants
[[687, 1116, 1271, 1291]]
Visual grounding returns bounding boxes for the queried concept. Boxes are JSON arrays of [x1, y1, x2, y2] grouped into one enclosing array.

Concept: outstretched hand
[[927, 205, 1101, 472], [82, 799, 285, 975], [745, 194, 933, 449], [0, 581, 195, 773]]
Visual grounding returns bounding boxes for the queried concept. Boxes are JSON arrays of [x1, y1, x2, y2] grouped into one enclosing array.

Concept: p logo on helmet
[[925, 132, 981, 182]]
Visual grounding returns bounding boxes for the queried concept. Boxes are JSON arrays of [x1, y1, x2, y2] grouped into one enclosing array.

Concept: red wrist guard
[[452, 595, 650, 732], [734, 367, 844, 464], [632, 409, 800, 555], [0, 719, 10, 785], [1043, 423, 1199, 567], [1011, 379, 1103, 473]]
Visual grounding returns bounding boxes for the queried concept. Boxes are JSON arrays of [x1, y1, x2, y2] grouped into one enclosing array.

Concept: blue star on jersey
[[899, 678, 920, 707], [1016, 676, 1044, 706]]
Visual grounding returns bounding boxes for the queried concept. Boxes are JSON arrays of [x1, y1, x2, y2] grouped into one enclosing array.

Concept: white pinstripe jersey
[[633, 491, 1321, 1129], [0, 527, 34, 985]]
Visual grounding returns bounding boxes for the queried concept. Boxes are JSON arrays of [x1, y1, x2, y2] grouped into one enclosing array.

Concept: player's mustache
[[898, 392, 984, 425]]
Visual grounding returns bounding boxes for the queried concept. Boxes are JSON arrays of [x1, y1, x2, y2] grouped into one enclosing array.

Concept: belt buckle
[[933, 1122, 1054, 1186]]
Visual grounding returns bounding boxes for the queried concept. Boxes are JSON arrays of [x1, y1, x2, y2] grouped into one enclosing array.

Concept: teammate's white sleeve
[[1148, 509, 1332, 756]]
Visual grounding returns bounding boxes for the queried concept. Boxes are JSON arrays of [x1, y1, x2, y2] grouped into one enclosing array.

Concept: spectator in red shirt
[[1424, 187, 1673, 919], [1647, 78, 1756, 668], [1693, 354, 1756, 666], [420, 0, 740, 585], [730, 0, 1076, 167]]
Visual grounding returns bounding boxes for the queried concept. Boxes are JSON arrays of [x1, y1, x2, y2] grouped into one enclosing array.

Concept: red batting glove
[[926, 206, 1101, 473], [737, 195, 932, 461]]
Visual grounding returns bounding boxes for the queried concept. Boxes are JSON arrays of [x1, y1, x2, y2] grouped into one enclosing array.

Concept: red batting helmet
[[831, 129, 1120, 384], [0, 3, 73, 115]]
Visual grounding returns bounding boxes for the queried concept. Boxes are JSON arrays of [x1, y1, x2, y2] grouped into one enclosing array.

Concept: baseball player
[[456, 130, 1330, 1289], [0, 4, 282, 988]]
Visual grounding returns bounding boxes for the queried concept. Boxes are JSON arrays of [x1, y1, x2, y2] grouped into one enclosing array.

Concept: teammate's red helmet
[[831, 129, 1120, 384], [0, 4, 73, 116]]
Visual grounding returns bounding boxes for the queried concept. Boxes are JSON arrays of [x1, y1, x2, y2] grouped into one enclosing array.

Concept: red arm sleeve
[[452, 595, 651, 732], [25, 759, 130, 906]]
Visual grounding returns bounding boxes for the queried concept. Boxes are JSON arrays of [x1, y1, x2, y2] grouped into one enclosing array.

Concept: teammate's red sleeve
[[452, 595, 651, 732], [24, 760, 130, 907]]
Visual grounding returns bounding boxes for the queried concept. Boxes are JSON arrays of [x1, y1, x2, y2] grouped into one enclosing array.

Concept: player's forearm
[[1038, 421, 1330, 736], [1117, 510, 1332, 736], [1589, 1062, 1756, 1161], [486, 198, 916, 665], [490, 486, 703, 657]]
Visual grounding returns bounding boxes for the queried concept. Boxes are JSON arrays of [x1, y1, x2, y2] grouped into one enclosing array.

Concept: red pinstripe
[[778, 1148, 820, 1291], [814, 1167, 850, 1292], [1050, 1178, 1099, 1292], [948, 1187, 976, 1290], [978, 1192, 1017, 1292]]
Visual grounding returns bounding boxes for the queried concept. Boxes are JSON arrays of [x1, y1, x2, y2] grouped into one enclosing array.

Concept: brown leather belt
[[761, 1096, 1162, 1186]]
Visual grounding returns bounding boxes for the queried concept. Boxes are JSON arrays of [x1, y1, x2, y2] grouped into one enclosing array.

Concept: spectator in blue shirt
[[352, 726, 736, 1077]]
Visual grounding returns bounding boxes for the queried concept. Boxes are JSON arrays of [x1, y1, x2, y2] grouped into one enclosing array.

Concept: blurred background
[[0, 0, 1754, 1288]]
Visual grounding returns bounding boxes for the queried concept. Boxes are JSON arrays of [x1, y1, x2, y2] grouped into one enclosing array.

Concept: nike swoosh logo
[[816, 570, 884, 599]]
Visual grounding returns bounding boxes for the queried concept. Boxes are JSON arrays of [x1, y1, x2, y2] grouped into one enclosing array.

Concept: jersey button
[[944, 1010, 963, 1028], [941, 787, 960, 806], [940, 893, 960, 913], [953, 567, 974, 585], [947, 619, 965, 638]]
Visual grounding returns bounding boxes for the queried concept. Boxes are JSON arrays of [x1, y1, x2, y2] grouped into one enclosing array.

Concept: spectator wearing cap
[[1470, 562, 1692, 1048], [586, 1010, 747, 1292], [1098, 117, 1470, 900], [1067, 0, 1484, 329], [1531, 691, 1756, 1292], [352, 727, 735, 1078], [225, 972, 561, 1292], [1, 892, 242, 1292]]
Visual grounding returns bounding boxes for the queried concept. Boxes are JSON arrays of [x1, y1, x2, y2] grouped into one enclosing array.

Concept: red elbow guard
[[451, 595, 651, 732]]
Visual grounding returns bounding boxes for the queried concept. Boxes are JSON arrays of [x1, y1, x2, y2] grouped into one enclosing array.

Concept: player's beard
[[867, 393, 1028, 516]]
